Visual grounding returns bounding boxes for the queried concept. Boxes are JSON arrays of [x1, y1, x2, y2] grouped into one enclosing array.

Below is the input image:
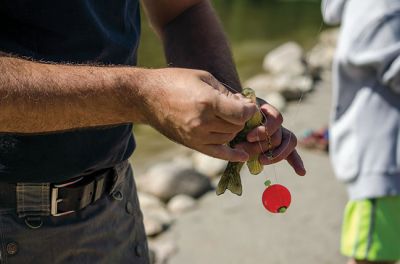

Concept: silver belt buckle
[[50, 177, 83, 216]]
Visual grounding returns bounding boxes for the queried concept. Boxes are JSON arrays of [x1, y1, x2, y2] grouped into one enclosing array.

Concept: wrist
[[115, 67, 159, 125]]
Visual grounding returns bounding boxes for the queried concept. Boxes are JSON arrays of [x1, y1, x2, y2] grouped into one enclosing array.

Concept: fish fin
[[247, 157, 263, 175], [216, 171, 230, 196], [227, 172, 242, 196], [217, 162, 243, 196]]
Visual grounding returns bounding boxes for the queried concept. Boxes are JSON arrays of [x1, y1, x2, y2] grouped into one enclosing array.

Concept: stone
[[138, 158, 212, 201], [138, 192, 172, 237], [306, 29, 339, 76], [306, 43, 336, 73], [138, 192, 165, 210], [274, 74, 313, 100], [143, 216, 164, 237], [319, 28, 339, 47], [245, 73, 313, 101], [142, 206, 173, 237], [244, 74, 276, 97], [167, 194, 196, 214], [263, 42, 306, 76], [263, 92, 287, 112], [148, 248, 156, 264], [192, 152, 226, 178], [148, 234, 178, 264]]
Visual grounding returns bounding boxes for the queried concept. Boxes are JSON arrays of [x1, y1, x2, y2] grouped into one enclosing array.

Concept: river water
[[131, 0, 324, 173]]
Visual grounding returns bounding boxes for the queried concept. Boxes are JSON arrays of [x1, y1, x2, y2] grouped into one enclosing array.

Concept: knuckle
[[238, 110, 250, 124], [248, 143, 260, 155], [276, 112, 283, 125], [196, 96, 214, 113], [187, 117, 203, 130], [199, 71, 217, 84], [272, 135, 281, 147], [291, 133, 298, 147], [258, 127, 268, 141], [235, 124, 245, 134], [226, 133, 237, 142], [213, 147, 228, 160], [197, 69, 211, 77]]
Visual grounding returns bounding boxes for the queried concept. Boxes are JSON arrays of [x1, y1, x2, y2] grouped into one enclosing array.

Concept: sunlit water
[[131, 0, 324, 173]]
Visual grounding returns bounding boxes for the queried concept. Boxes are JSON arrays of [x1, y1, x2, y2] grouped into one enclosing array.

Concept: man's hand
[[234, 101, 306, 176], [137, 68, 257, 162]]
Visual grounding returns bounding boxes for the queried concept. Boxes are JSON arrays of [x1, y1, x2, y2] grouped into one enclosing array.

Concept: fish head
[[242, 87, 257, 102]]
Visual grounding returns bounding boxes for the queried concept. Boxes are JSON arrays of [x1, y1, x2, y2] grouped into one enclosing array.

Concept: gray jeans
[[0, 162, 149, 263]]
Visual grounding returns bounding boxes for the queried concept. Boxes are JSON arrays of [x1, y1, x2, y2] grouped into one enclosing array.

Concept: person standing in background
[[323, 0, 400, 263]]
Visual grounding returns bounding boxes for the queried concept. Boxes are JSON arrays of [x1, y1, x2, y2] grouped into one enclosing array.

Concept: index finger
[[246, 103, 283, 142]]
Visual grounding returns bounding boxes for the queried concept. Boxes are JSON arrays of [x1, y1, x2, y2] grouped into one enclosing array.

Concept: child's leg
[[341, 197, 400, 263], [348, 259, 395, 264]]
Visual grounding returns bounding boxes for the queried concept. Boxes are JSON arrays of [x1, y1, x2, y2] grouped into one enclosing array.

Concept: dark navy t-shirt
[[0, 0, 141, 182]]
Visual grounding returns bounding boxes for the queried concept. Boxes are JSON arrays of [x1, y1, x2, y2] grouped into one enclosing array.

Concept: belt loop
[[94, 176, 105, 202], [16, 183, 51, 218], [110, 161, 128, 194]]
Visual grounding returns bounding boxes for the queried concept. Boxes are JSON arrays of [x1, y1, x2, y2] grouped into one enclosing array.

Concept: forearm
[[0, 55, 146, 133], [161, 1, 242, 92]]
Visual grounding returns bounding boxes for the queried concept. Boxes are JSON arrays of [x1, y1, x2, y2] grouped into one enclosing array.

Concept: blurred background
[[132, 0, 326, 173], [130, 1, 349, 264]]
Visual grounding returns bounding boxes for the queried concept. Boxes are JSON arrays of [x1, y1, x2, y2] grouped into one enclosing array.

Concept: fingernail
[[247, 135, 258, 143], [301, 165, 306, 175], [299, 162, 306, 176]]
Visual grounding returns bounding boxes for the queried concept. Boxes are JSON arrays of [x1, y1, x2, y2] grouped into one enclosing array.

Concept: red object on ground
[[298, 127, 329, 152], [262, 184, 291, 213]]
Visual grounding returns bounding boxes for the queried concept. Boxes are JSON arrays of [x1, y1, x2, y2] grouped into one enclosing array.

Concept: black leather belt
[[0, 167, 116, 218]]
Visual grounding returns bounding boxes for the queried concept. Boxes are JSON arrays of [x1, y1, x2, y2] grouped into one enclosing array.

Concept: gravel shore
[[167, 79, 349, 264]]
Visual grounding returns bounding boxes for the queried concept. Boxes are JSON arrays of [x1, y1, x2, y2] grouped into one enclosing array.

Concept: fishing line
[[219, 0, 328, 196]]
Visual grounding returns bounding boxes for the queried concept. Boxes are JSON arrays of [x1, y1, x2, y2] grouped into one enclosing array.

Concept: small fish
[[216, 88, 264, 196]]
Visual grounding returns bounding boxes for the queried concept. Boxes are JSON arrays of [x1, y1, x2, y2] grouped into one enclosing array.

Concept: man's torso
[[0, 0, 141, 182]]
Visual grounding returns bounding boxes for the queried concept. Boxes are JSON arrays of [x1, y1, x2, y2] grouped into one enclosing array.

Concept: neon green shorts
[[341, 196, 400, 261]]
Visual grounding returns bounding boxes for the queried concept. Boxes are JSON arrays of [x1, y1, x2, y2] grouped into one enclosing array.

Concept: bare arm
[[142, 0, 241, 91], [0, 55, 149, 132], [0, 54, 255, 161], [143, 0, 305, 174]]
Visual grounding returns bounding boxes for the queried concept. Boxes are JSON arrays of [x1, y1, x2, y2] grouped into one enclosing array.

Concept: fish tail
[[227, 170, 242, 196], [247, 156, 263, 175], [216, 162, 244, 196], [216, 168, 231, 196]]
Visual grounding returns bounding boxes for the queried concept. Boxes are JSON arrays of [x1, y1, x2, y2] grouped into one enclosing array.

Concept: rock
[[319, 29, 339, 47], [244, 74, 275, 96], [245, 73, 313, 101], [274, 74, 313, 100], [306, 43, 336, 73], [192, 152, 226, 178], [143, 216, 165, 237], [138, 192, 172, 237], [138, 192, 165, 210], [263, 42, 306, 76], [149, 234, 178, 264], [167, 194, 196, 214], [142, 205, 173, 237], [148, 248, 156, 264], [263, 92, 287, 112], [138, 159, 212, 201], [306, 29, 339, 76]]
